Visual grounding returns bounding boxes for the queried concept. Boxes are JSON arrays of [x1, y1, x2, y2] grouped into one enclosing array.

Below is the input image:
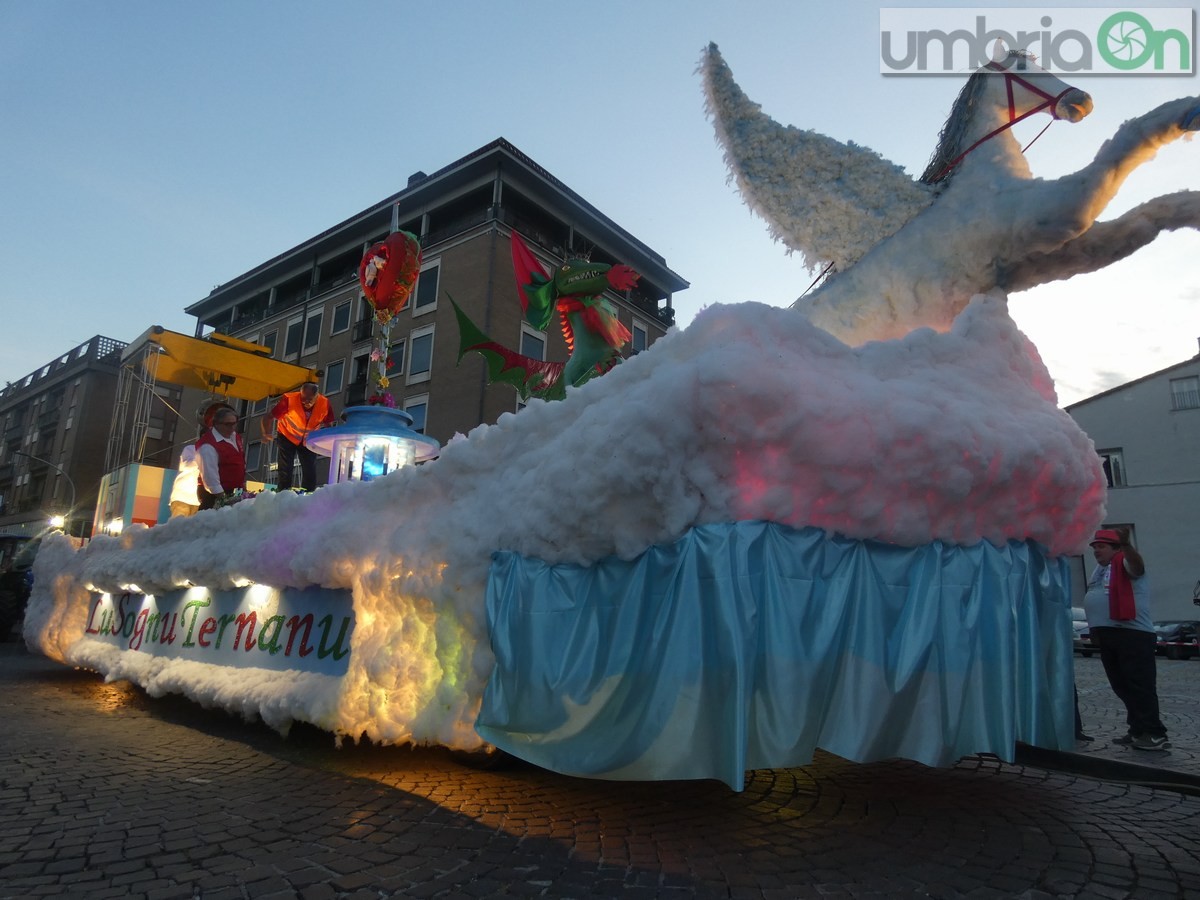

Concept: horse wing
[[701, 43, 934, 272]]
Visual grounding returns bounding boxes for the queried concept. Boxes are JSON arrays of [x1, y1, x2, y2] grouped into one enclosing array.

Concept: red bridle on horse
[[928, 60, 1075, 183]]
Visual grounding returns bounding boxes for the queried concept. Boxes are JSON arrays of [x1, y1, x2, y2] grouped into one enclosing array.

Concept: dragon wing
[[451, 297, 567, 401], [511, 231, 561, 332], [701, 43, 935, 272]]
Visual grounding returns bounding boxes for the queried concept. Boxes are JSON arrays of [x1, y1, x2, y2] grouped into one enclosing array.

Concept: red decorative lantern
[[358, 230, 423, 321]]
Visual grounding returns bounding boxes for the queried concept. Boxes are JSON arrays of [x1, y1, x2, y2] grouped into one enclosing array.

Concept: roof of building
[[1065, 349, 1200, 412], [186, 138, 688, 321], [0, 336, 128, 408]]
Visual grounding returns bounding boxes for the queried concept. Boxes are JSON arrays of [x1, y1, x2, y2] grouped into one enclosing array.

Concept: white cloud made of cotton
[[28, 295, 1105, 749]]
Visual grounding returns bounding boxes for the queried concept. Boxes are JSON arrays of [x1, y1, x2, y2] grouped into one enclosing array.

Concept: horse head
[[921, 50, 1093, 184], [701, 41, 1196, 346]]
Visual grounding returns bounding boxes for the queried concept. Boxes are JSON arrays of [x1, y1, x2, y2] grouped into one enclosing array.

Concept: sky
[[1, 0, 1197, 406]]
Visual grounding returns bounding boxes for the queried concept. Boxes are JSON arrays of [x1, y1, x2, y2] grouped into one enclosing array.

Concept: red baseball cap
[[1090, 529, 1122, 547]]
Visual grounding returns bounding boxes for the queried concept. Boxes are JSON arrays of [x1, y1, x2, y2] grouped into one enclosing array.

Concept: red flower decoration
[[359, 231, 423, 320], [367, 392, 397, 408]]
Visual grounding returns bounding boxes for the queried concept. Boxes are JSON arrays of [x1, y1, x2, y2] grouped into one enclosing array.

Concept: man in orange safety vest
[[262, 382, 336, 492]]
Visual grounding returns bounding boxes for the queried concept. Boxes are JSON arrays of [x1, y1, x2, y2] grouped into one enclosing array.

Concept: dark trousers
[[275, 434, 318, 492], [1092, 626, 1167, 738]]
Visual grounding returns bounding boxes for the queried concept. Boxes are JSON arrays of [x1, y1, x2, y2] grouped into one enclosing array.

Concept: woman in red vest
[[263, 383, 336, 492], [195, 407, 246, 509]]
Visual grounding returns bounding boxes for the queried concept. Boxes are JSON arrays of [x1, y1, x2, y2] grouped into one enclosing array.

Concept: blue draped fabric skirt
[[476, 522, 1074, 789]]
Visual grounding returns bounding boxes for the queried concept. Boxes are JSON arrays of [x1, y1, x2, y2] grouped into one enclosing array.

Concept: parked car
[[1153, 620, 1200, 660], [0, 537, 38, 640], [1071, 608, 1096, 657]]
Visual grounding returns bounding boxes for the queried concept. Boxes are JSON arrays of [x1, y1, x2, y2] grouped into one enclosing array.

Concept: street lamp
[[12, 449, 77, 534]]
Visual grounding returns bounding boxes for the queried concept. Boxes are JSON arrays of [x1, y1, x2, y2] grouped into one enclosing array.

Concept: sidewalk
[[1016, 653, 1200, 794]]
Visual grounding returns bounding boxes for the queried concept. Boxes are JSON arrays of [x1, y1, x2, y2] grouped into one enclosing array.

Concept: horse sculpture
[[702, 43, 1200, 345]]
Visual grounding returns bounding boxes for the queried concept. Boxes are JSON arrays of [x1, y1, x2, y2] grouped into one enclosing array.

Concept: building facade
[[183, 139, 688, 489], [1065, 345, 1200, 621], [0, 336, 183, 541]]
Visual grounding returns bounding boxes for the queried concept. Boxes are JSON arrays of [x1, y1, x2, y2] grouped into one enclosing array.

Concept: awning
[[124, 326, 319, 402]]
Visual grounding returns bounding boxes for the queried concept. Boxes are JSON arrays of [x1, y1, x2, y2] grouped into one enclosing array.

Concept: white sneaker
[[1131, 733, 1170, 751]]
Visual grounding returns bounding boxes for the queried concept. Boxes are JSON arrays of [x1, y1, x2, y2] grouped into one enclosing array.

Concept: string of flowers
[[357, 231, 422, 409], [367, 337, 396, 407]]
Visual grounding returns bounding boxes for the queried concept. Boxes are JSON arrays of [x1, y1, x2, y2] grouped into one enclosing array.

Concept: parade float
[[24, 46, 1200, 789], [93, 326, 319, 533]]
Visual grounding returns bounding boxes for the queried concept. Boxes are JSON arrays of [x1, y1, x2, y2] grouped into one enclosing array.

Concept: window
[[302, 311, 323, 356], [520, 325, 546, 360], [352, 352, 371, 385], [404, 394, 428, 434], [262, 330, 279, 358], [331, 300, 352, 336], [385, 340, 406, 378], [246, 441, 263, 474], [413, 263, 439, 314], [408, 326, 434, 384], [353, 298, 375, 343], [1170, 375, 1200, 410], [1098, 449, 1126, 487], [283, 317, 304, 360], [632, 320, 648, 353], [324, 359, 345, 395]]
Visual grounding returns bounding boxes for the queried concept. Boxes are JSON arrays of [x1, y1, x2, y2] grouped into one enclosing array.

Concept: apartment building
[[1065, 344, 1200, 621], [0, 336, 183, 540], [183, 138, 688, 488]]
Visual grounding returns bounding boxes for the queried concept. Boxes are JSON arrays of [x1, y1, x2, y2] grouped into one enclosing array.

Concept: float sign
[[84, 585, 354, 676]]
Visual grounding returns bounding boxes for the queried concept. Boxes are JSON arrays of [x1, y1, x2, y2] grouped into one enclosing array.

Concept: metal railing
[[352, 319, 374, 343], [0, 336, 128, 401]]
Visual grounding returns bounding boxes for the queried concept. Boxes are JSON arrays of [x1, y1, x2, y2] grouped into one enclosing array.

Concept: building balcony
[[227, 308, 268, 332], [423, 207, 493, 248], [495, 207, 566, 258], [311, 271, 358, 300], [20, 497, 46, 514], [23, 455, 48, 472]]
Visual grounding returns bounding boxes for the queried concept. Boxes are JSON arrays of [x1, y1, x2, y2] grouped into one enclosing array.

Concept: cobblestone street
[[1, 645, 1198, 899]]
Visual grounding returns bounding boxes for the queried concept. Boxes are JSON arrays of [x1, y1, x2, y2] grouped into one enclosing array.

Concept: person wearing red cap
[[1082, 527, 1169, 751], [262, 383, 336, 492]]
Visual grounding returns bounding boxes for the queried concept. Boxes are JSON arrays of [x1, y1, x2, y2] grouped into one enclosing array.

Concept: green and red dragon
[[453, 232, 640, 401]]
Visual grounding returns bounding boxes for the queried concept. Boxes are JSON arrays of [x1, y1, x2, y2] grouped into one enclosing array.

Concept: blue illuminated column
[[305, 406, 440, 484]]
